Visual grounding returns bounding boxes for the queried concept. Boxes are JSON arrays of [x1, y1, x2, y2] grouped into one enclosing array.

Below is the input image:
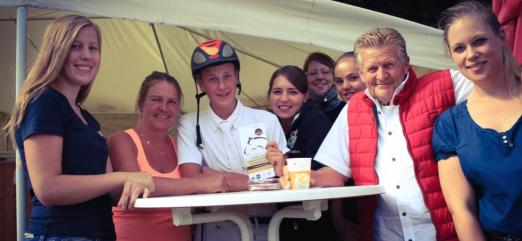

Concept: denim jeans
[[24, 233, 104, 241]]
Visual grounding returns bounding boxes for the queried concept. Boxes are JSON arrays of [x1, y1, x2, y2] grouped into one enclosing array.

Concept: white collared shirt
[[314, 69, 472, 241], [177, 100, 289, 174]]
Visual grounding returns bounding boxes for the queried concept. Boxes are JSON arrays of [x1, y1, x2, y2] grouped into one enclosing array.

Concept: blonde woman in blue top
[[434, 1, 522, 241]]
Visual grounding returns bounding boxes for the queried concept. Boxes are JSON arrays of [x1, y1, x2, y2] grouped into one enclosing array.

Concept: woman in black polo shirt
[[267, 65, 337, 241]]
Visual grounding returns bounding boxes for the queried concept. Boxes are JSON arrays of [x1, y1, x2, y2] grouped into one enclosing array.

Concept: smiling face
[[306, 61, 334, 96], [334, 57, 365, 101], [446, 15, 504, 84], [60, 26, 100, 88], [139, 80, 180, 131], [269, 75, 307, 121], [197, 62, 238, 118], [358, 45, 409, 105]]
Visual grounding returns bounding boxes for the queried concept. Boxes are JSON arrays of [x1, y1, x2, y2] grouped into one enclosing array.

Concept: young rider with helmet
[[176, 39, 289, 241]]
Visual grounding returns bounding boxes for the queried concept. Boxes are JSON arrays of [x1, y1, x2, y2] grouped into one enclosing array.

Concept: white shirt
[[177, 100, 289, 174], [314, 69, 472, 241], [178, 101, 288, 241]]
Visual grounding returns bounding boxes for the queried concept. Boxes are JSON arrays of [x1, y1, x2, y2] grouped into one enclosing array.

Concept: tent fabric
[[493, 0, 522, 64], [0, 0, 452, 117]]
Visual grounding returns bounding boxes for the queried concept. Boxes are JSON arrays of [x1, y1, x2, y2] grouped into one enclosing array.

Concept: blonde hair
[[501, 47, 522, 96], [136, 71, 184, 120], [4, 15, 102, 148], [439, 1, 521, 96], [353, 27, 408, 65]]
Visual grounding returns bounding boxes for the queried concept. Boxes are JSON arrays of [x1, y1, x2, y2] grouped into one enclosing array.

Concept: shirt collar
[[364, 72, 410, 107], [207, 100, 242, 131]]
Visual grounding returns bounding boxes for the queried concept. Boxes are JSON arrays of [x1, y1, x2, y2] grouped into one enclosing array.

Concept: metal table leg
[[172, 207, 253, 241], [267, 200, 327, 241]]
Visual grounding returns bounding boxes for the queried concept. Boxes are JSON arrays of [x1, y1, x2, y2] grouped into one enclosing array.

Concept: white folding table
[[135, 185, 384, 241]]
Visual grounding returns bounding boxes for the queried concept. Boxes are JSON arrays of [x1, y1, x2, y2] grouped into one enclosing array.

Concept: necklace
[[136, 129, 169, 155]]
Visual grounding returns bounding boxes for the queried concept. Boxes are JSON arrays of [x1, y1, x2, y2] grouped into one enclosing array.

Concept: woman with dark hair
[[303, 52, 345, 122], [267, 65, 331, 169], [267, 65, 337, 241], [109, 71, 228, 241], [434, 1, 522, 240], [334, 51, 366, 102]]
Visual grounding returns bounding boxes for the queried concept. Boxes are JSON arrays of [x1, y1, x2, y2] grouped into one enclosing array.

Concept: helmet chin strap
[[195, 92, 206, 149], [194, 75, 206, 149], [236, 73, 242, 95], [194, 73, 240, 149], [236, 82, 242, 95]]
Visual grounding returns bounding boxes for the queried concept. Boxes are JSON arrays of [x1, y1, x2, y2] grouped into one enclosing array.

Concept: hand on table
[[279, 166, 291, 189], [118, 172, 155, 210], [201, 173, 229, 193], [202, 167, 248, 192]]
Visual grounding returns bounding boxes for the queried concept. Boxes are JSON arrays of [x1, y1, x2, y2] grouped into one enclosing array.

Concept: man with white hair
[[310, 27, 471, 241]]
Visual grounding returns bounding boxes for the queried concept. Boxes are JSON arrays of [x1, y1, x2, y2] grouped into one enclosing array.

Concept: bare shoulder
[[108, 130, 136, 153], [108, 130, 140, 171]]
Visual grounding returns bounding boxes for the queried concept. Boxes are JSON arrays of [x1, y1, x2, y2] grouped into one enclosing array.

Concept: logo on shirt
[[287, 129, 298, 149]]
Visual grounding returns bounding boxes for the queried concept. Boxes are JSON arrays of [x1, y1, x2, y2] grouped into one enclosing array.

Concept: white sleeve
[[313, 104, 351, 178], [176, 114, 203, 166], [450, 69, 473, 104]]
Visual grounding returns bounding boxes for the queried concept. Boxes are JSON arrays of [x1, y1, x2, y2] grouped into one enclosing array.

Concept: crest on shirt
[[287, 129, 298, 149]]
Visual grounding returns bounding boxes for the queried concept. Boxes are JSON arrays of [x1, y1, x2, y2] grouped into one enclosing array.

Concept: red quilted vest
[[348, 68, 458, 241]]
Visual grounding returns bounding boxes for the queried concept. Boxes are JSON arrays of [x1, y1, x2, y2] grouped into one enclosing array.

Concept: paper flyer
[[238, 123, 275, 180]]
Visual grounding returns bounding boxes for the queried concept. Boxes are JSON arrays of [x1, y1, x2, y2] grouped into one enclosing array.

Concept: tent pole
[[15, 5, 27, 241], [150, 23, 169, 73]]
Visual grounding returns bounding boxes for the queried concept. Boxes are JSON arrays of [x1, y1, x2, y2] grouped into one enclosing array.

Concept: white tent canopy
[[1, 0, 453, 118], [1, 1, 456, 239]]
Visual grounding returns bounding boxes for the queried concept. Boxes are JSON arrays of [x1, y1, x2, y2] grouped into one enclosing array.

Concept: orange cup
[[287, 158, 311, 189]]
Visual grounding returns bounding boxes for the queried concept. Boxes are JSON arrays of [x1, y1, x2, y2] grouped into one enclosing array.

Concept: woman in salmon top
[[109, 71, 228, 241]]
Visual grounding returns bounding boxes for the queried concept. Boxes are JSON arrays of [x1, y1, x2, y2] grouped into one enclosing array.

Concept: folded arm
[[108, 132, 228, 197], [311, 166, 348, 187], [24, 134, 153, 208], [180, 163, 247, 192]]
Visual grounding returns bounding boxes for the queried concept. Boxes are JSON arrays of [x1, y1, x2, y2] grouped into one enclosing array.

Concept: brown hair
[[335, 51, 356, 67], [439, 0, 521, 96], [4, 15, 101, 148], [268, 65, 308, 96], [303, 52, 335, 74], [136, 71, 183, 114]]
